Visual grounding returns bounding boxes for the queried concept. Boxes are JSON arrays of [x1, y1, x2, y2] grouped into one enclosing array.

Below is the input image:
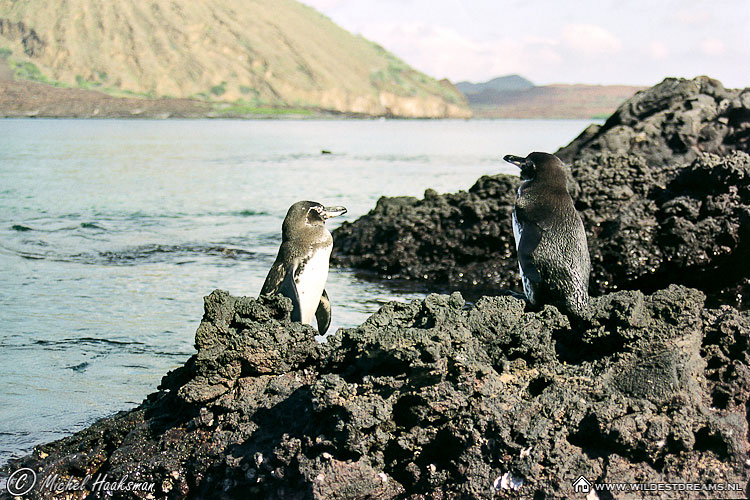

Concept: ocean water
[[0, 118, 595, 464]]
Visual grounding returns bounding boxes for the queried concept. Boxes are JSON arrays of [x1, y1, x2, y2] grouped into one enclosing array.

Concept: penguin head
[[282, 201, 347, 239], [504, 152, 567, 188]]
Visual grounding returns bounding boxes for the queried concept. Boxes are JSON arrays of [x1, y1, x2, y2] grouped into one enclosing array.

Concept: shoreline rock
[[331, 77, 750, 310], [332, 151, 750, 310], [557, 76, 750, 165], [3, 286, 748, 499], [0, 64, 470, 120], [0, 78, 389, 120]]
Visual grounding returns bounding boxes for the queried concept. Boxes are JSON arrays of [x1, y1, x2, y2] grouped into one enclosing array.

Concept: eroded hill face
[[0, 0, 470, 117]]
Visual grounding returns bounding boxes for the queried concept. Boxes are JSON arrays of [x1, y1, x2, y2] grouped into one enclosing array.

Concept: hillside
[[459, 76, 644, 119], [0, 0, 470, 118]]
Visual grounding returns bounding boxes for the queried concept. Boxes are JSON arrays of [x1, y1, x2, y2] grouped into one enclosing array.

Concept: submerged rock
[[4, 287, 748, 499]]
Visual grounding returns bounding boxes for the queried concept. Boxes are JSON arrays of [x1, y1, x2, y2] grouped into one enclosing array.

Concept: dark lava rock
[[331, 77, 750, 309], [576, 151, 750, 308], [332, 150, 750, 310], [3, 286, 749, 499], [332, 177, 519, 294], [557, 76, 750, 165]]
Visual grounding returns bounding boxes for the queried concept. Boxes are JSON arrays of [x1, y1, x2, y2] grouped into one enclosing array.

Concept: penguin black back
[[513, 152, 569, 220], [504, 152, 590, 318]]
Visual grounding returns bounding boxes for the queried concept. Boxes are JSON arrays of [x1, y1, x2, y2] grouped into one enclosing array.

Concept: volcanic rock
[[3, 286, 748, 499], [331, 77, 750, 308], [574, 151, 750, 308], [557, 76, 750, 165], [332, 141, 750, 310], [331, 177, 519, 294]]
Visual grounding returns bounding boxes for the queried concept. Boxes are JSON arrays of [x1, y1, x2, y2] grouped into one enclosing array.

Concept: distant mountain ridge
[[0, 0, 470, 118], [457, 75, 645, 119], [456, 75, 534, 95]]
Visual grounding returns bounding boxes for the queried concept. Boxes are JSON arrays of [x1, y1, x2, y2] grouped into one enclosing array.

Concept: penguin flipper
[[261, 241, 296, 296], [315, 289, 332, 335], [278, 262, 302, 322], [260, 260, 286, 296], [518, 221, 543, 283]]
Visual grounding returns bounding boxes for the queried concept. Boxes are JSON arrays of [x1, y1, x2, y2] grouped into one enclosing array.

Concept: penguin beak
[[322, 206, 347, 219], [503, 155, 526, 168]]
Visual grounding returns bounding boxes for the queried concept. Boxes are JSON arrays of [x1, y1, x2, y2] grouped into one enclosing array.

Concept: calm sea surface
[[0, 118, 596, 463]]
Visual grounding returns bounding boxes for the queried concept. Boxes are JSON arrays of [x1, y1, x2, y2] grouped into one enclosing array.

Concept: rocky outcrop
[[573, 151, 750, 308], [332, 151, 750, 309], [332, 77, 750, 310], [0, 69, 471, 119], [0, 18, 44, 57], [3, 287, 749, 499], [557, 76, 750, 165], [331, 177, 519, 294]]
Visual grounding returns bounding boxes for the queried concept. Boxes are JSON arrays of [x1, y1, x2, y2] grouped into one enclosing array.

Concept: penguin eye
[[520, 161, 536, 180], [307, 207, 325, 224]]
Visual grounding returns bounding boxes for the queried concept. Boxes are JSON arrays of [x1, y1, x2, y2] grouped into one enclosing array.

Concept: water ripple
[[3, 242, 257, 265], [94, 244, 256, 265]]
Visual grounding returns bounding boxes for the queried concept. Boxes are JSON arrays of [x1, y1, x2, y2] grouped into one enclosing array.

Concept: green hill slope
[[0, 0, 470, 117]]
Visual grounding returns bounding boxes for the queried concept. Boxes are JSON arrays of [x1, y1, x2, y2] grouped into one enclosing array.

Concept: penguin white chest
[[296, 244, 332, 325], [512, 183, 526, 251], [512, 209, 522, 251], [512, 208, 534, 303]]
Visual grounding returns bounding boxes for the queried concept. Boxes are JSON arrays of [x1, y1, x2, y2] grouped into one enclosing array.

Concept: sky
[[302, 0, 749, 88]]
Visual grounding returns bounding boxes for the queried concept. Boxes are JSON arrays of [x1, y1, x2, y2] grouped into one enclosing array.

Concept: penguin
[[260, 201, 347, 334], [503, 152, 590, 318]]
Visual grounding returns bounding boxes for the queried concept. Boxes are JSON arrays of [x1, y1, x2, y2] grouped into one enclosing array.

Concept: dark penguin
[[503, 152, 590, 317], [261, 201, 347, 334]]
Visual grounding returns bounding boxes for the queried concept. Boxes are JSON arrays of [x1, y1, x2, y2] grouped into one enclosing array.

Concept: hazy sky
[[303, 0, 749, 88]]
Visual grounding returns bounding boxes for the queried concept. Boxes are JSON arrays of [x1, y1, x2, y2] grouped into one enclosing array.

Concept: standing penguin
[[261, 201, 347, 334], [503, 152, 590, 318]]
